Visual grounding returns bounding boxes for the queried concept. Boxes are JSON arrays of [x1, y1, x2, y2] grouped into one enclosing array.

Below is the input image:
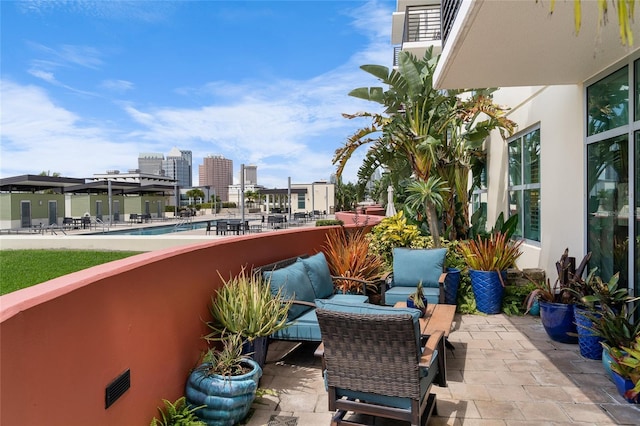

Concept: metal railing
[[441, 0, 462, 47], [403, 4, 441, 43]]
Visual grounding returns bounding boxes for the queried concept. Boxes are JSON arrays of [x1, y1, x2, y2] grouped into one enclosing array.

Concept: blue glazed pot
[[611, 370, 639, 403], [538, 300, 578, 344], [242, 336, 269, 369], [185, 359, 262, 426], [574, 306, 603, 359], [444, 267, 461, 305], [602, 347, 615, 381], [469, 269, 506, 314]]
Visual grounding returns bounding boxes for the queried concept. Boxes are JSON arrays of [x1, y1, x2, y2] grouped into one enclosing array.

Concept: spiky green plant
[[323, 227, 386, 294], [207, 268, 292, 341], [150, 397, 206, 426], [200, 333, 251, 377], [458, 232, 523, 272]]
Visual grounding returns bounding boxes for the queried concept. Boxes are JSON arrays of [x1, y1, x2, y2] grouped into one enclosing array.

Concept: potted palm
[[207, 268, 292, 368], [185, 333, 263, 426], [458, 231, 522, 314]]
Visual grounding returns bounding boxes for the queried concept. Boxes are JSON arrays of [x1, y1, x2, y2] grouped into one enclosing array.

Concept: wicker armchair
[[316, 308, 443, 426]]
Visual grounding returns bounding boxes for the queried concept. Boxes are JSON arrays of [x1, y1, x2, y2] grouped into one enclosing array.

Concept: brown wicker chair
[[316, 308, 443, 426]]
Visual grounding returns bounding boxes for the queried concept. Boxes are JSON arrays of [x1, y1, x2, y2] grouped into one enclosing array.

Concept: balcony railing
[[403, 4, 441, 43], [441, 0, 462, 47]]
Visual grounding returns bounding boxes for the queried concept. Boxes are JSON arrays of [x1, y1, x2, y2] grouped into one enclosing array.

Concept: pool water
[[87, 221, 210, 236]]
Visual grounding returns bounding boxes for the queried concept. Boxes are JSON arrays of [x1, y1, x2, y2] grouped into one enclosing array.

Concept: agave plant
[[206, 267, 292, 342], [322, 227, 386, 294]]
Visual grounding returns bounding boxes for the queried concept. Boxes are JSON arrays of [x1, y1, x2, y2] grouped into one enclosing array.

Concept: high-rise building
[[163, 148, 192, 188], [199, 155, 233, 201], [138, 153, 165, 176], [243, 165, 257, 185]]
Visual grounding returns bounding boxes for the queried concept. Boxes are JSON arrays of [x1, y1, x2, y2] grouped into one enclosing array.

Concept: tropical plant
[[335, 48, 516, 239], [578, 268, 639, 310], [408, 281, 426, 310], [322, 227, 386, 294], [546, 0, 637, 46], [457, 232, 523, 273], [150, 397, 206, 426], [206, 268, 292, 342], [526, 248, 592, 306], [603, 335, 640, 402], [404, 177, 450, 247], [198, 333, 253, 377], [367, 211, 429, 267], [585, 304, 640, 349], [502, 282, 538, 316]]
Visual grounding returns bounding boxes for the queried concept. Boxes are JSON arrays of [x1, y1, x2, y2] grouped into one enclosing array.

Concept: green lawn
[[0, 250, 142, 295]]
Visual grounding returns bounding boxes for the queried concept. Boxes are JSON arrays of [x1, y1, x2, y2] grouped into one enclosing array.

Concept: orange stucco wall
[[0, 226, 337, 425]]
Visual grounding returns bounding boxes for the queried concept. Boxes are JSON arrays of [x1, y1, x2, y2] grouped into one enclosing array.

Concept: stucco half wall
[[0, 226, 339, 425]]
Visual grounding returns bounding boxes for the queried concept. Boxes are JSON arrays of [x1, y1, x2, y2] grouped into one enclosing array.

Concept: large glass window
[[508, 127, 541, 242], [587, 60, 639, 298], [587, 66, 629, 136], [587, 136, 629, 282]]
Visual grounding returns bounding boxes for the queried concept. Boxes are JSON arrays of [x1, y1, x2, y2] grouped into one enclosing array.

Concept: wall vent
[[105, 369, 130, 409]]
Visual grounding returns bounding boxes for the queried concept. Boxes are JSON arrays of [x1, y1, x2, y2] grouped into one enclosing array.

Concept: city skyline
[[1, 0, 393, 187]]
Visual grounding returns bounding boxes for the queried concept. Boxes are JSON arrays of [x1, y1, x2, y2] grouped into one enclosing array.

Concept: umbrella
[[385, 185, 397, 217]]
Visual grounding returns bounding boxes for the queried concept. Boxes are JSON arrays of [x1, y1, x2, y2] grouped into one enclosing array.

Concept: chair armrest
[[438, 272, 448, 304], [331, 276, 372, 295], [419, 330, 444, 368], [287, 299, 316, 308]]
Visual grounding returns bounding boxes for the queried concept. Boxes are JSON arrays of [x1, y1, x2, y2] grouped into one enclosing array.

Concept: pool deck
[[0, 212, 319, 251]]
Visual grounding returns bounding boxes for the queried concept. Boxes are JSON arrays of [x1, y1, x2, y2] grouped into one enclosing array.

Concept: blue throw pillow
[[263, 260, 315, 321], [392, 248, 446, 288], [300, 252, 335, 299]]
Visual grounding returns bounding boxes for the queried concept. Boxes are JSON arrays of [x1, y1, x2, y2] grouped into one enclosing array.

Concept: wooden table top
[[393, 302, 456, 337]]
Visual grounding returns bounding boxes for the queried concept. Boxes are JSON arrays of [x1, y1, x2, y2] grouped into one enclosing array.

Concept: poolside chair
[[205, 221, 212, 235], [215, 220, 228, 235], [316, 306, 442, 426]]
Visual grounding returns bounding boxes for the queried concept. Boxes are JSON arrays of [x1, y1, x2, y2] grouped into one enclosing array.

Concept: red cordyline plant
[[458, 232, 523, 273], [322, 227, 386, 294]]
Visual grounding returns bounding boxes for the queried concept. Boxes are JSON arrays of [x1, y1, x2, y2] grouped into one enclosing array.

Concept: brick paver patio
[[246, 314, 640, 425]]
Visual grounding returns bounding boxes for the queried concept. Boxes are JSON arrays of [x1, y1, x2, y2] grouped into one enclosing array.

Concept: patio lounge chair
[[316, 305, 443, 426], [383, 248, 448, 306]]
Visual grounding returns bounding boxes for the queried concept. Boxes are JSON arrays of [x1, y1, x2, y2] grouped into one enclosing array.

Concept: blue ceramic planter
[[444, 267, 461, 305], [538, 300, 578, 344], [242, 336, 269, 369], [611, 370, 639, 403], [469, 270, 505, 314], [185, 359, 262, 426], [574, 306, 603, 359]]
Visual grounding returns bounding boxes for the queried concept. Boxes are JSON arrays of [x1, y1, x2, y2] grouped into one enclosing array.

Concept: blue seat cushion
[[271, 309, 322, 341], [263, 260, 315, 321], [299, 253, 335, 299], [384, 286, 441, 306], [392, 248, 446, 288], [326, 294, 369, 304]]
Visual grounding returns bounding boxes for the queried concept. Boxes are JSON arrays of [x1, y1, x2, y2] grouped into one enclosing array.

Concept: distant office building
[[138, 153, 165, 176], [198, 155, 233, 201], [243, 165, 257, 185], [163, 148, 192, 188]]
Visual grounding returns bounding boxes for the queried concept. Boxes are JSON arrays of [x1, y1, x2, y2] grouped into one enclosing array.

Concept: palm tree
[[335, 48, 516, 239], [404, 177, 449, 247]]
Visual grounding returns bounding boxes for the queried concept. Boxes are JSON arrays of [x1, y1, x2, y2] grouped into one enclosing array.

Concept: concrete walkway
[[246, 314, 640, 425]]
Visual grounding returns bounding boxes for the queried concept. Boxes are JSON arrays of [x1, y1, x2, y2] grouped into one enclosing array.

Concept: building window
[[508, 127, 541, 242], [585, 57, 638, 298], [297, 195, 305, 209]]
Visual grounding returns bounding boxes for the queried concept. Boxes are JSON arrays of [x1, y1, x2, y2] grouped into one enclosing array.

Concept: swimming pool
[[86, 221, 210, 236]]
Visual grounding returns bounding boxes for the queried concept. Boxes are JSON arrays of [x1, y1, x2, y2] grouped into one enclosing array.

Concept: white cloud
[[2, 0, 393, 187]]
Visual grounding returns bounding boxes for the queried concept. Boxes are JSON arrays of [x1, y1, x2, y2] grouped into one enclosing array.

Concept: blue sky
[[1, 0, 394, 188]]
